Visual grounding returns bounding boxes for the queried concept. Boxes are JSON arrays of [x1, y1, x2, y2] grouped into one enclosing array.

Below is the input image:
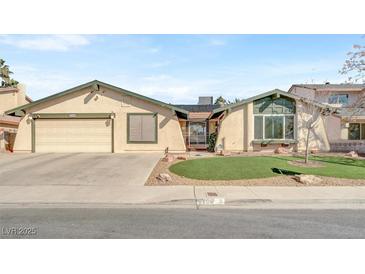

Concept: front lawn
[[169, 156, 365, 180]]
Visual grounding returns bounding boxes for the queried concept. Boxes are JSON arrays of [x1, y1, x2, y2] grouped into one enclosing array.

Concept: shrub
[[207, 132, 217, 152]]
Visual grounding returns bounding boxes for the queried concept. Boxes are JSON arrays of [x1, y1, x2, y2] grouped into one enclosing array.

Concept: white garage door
[[35, 119, 112, 152]]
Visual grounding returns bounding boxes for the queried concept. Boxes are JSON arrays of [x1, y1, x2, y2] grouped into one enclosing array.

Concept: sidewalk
[[2, 185, 365, 209]]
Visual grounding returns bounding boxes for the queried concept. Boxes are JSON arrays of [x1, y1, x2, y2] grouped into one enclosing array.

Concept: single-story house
[[5, 80, 332, 153]]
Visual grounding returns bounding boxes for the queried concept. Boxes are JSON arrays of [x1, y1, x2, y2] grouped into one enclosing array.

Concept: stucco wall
[[296, 101, 330, 151], [290, 87, 316, 100], [13, 86, 186, 153], [216, 99, 330, 152], [0, 90, 17, 114], [215, 106, 244, 152], [0, 85, 29, 114]]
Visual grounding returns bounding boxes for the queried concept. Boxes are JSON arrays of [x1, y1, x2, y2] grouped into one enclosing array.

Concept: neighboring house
[[0, 84, 32, 152], [6, 80, 331, 154], [289, 83, 365, 153]]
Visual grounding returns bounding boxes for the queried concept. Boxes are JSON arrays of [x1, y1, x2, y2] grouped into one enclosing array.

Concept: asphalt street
[[1, 207, 365, 238]]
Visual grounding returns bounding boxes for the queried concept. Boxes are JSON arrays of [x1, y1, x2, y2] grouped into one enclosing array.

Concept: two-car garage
[[33, 114, 113, 153]]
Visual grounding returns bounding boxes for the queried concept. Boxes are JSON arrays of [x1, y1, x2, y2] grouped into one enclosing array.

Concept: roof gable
[[5, 80, 188, 116], [211, 89, 330, 115]]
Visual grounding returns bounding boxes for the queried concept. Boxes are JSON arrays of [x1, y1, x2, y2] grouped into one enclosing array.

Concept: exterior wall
[[314, 89, 363, 107], [0, 89, 17, 114], [290, 86, 316, 100], [296, 101, 330, 151], [13, 86, 186, 153], [290, 86, 364, 107], [215, 106, 244, 152], [324, 115, 342, 141], [0, 84, 28, 114]]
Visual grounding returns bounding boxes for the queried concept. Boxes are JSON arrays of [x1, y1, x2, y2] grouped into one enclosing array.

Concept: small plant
[[207, 132, 217, 152]]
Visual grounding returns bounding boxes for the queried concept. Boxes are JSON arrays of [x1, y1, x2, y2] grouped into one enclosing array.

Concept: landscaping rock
[[177, 155, 188, 160], [163, 154, 175, 162], [294, 174, 323, 185], [156, 173, 172, 183], [345, 151, 358, 158], [274, 147, 289, 154]]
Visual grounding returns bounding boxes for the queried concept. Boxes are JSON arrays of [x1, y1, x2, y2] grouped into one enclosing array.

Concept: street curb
[[2, 199, 365, 209]]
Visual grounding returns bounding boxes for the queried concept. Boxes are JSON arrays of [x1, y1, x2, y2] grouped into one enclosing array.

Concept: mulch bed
[[145, 158, 365, 187]]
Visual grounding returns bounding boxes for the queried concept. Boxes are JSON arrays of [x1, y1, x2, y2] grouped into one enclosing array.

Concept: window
[[254, 116, 263, 139], [285, 116, 294, 139], [254, 115, 295, 140], [328, 94, 348, 105], [348, 123, 365, 140], [127, 113, 157, 143]]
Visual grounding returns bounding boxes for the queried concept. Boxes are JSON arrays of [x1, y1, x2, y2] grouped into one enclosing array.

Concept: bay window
[[254, 115, 295, 140], [253, 96, 296, 141]]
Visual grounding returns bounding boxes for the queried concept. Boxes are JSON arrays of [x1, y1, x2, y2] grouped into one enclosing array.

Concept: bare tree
[[340, 43, 364, 84], [298, 99, 335, 164], [339, 40, 365, 117]]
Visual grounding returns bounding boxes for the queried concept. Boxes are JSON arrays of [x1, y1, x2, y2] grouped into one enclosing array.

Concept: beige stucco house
[[211, 89, 331, 153], [5, 80, 332, 154]]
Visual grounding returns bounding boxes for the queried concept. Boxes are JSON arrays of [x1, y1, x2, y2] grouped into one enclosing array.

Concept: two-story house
[[0, 84, 32, 152], [289, 83, 365, 153]]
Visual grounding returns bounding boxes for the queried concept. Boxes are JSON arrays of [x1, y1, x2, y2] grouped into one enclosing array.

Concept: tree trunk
[[305, 127, 311, 164]]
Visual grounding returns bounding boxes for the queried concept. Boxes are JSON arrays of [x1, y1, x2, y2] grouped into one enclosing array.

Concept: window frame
[[254, 114, 296, 141], [328, 94, 349, 105], [127, 113, 158, 144], [348, 123, 365, 140]]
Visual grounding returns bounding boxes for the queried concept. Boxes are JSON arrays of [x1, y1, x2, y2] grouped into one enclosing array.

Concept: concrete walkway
[[2, 185, 365, 208]]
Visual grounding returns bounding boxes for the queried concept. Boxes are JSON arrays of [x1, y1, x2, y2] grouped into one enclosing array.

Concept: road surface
[[1, 208, 364, 238]]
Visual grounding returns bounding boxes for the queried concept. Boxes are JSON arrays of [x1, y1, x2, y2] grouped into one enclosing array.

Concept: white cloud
[[209, 39, 226, 46], [0, 35, 90, 51], [145, 60, 171, 68]]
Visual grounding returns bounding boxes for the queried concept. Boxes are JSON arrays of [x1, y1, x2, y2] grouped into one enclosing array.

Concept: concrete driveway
[[0, 153, 162, 186]]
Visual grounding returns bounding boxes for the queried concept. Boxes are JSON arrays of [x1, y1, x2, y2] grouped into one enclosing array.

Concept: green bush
[[207, 132, 217, 152]]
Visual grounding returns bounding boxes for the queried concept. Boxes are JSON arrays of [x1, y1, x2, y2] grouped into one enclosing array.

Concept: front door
[[189, 121, 207, 146]]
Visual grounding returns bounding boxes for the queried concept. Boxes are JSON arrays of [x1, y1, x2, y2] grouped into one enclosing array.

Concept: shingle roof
[[291, 84, 365, 91], [337, 108, 365, 117], [0, 115, 21, 125], [174, 104, 221, 112], [6, 80, 189, 116]]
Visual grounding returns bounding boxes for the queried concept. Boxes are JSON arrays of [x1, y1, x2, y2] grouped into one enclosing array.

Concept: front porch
[[179, 119, 218, 151]]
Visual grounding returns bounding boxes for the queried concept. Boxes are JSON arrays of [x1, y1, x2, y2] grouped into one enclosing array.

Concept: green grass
[[169, 156, 365, 180]]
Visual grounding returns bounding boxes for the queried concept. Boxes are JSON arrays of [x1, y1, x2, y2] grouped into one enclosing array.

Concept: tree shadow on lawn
[[271, 155, 365, 169], [271, 168, 301, 176]]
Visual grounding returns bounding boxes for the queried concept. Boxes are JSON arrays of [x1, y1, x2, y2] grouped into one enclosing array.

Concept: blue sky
[[0, 34, 363, 104]]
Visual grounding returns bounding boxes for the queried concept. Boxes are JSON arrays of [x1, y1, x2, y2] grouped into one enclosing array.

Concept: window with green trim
[[348, 123, 365, 140], [254, 115, 295, 140], [127, 113, 157, 143]]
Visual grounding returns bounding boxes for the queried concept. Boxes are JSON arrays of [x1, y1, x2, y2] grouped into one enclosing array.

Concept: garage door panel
[[35, 119, 112, 153]]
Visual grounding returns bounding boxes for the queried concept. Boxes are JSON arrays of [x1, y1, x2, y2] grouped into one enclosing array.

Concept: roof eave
[[5, 80, 189, 116]]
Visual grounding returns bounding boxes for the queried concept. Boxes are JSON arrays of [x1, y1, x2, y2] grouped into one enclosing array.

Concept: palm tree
[[0, 58, 19, 87]]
